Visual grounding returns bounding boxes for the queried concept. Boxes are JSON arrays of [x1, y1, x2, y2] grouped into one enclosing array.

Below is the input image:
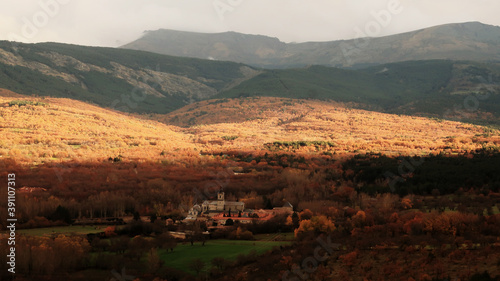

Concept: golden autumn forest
[[1, 90, 500, 281]]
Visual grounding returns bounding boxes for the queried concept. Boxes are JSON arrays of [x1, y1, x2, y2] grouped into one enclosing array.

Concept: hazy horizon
[[1, 0, 500, 48]]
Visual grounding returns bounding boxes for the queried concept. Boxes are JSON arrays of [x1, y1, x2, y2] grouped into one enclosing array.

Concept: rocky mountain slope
[[0, 41, 260, 113]]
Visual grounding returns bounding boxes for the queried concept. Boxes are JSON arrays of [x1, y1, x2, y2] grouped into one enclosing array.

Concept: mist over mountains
[[122, 22, 500, 68]]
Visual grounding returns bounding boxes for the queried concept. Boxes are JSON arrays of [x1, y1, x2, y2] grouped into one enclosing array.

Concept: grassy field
[[159, 239, 290, 274], [17, 225, 110, 236]]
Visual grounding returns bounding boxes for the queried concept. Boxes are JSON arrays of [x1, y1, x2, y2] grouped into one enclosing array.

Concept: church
[[201, 191, 244, 213]]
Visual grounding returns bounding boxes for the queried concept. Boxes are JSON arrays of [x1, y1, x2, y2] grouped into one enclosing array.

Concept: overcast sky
[[1, 0, 499, 47]]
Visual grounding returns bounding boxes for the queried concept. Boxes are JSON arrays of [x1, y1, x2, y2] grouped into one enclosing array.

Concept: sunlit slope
[[0, 88, 25, 97], [0, 95, 194, 164], [161, 97, 500, 155], [1, 95, 498, 165]]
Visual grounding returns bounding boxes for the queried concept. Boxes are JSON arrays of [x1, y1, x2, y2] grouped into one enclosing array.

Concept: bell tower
[[217, 191, 225, 211], [217, 191, 224, 201]]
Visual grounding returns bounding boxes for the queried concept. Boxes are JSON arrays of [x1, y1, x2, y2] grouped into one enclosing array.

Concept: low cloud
[[0, 0, 499, 47]]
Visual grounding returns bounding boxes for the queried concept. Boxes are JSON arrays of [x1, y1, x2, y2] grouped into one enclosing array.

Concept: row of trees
[[0, 235, 90, 276]]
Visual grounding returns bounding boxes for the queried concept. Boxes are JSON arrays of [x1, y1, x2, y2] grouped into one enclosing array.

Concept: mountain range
[[122, 22, 500, 68], [0, 22, 499, 126]]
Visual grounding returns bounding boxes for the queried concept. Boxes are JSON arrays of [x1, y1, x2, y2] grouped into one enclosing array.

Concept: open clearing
[[159, 239, 291, 273]]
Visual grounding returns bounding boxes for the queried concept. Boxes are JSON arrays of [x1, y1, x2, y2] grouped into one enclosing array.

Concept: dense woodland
[[1, 95, 500, 280]]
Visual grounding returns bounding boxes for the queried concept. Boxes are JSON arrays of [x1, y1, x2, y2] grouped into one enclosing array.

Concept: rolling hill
[[158, 97, 499, 156], [122, 22, 500, 68], [1, 94, 498, 165], [217, 60, 500, 126], [0, 92, 194, 165]]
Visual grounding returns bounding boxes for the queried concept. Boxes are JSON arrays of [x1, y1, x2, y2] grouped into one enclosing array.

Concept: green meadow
[[159, 239, 291, 274], [17, 225, 109, 236]]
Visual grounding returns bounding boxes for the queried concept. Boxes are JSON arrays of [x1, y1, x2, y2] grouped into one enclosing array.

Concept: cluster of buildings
[[185, 191, 293, 226]]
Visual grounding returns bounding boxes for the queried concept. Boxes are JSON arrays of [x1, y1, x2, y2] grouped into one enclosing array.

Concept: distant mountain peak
[[122, 22, 500, 68]]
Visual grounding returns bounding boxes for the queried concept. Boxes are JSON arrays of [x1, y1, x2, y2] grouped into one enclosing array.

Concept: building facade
[[201, 191, 244, 213]]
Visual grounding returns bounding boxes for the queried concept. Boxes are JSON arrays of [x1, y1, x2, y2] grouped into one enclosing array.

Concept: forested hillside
[[218, 61, 500, 125]]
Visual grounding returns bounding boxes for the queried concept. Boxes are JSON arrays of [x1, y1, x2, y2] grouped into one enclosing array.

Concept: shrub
[[8, 100, 47, 107], [222, 136, 239, 141]]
